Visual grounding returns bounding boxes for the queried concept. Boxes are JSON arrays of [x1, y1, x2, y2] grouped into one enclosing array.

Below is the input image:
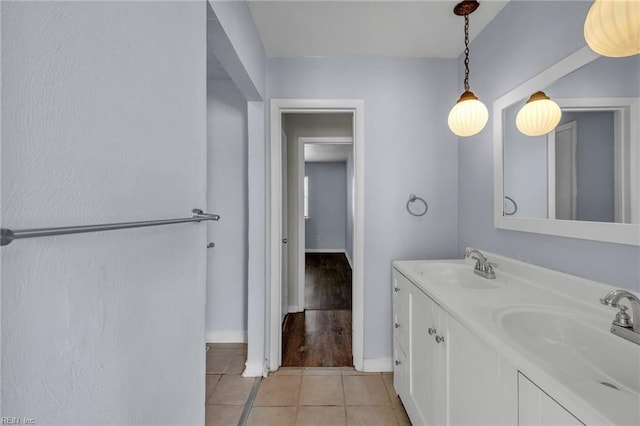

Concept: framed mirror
[[494, 46, 640, 246]]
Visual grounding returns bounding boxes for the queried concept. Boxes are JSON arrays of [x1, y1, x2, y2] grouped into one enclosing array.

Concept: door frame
[[297, 136, 354, 312], [269, 99, 365, 371]]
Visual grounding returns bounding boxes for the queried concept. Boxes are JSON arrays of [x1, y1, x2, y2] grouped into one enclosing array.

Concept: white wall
[[268, 57, 459, 360], [305, 162, 348, 251], [1, 1, 206, 422], [458, 0, 640, 291], [346, 152, 355, 264], [206, 79, 248, 342], [206, 1, 267, 377], [246, 101, 266, 376]]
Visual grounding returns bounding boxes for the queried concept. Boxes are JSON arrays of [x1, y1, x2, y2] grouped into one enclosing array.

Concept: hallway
[[282, 253, 352, 367]]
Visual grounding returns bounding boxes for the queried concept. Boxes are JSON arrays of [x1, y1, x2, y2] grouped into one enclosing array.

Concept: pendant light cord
[[463, 13, 470, 92]]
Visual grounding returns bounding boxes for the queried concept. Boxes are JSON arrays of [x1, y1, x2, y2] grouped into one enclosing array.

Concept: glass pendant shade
[[448, 90, 489, 137], [584, 0, 640, 57], [516, 91, 562, 137]]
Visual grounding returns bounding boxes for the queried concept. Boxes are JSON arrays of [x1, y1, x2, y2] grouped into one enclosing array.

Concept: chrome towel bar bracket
[[0, 208, 220, 246]]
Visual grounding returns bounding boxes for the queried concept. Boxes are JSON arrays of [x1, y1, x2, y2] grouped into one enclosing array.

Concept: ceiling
[[248, 0, 509, 58], [305, 143, 353, 162]]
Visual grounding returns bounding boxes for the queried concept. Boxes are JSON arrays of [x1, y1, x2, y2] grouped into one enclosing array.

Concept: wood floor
[[282, 253, 353, 367]]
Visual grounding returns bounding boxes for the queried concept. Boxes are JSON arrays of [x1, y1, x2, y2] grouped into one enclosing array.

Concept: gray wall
[[305, 162, 348, 251], [561, 111, 615, 223], [458, 0, 640, 291], [503, 102, 548, 218], [1, 1, 206, 422], [547, 55, 640, 98], [207, 79, 248, 340], [268, 57, 460, 360]]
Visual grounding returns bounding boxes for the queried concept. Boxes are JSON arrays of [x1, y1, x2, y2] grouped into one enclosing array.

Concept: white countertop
[[393, 252, 640, 426]]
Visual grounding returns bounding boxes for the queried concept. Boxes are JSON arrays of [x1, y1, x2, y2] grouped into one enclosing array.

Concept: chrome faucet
[[464, 248, 497, 279], [600, 290, 640, 345]]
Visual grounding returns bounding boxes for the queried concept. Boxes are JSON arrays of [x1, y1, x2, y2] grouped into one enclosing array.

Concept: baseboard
[[206, 330, 247, 343], [305, 249, 353, 269], [287, 305, 303, 313], [362, 357, 393, 372], [242, 360, 266, 377]]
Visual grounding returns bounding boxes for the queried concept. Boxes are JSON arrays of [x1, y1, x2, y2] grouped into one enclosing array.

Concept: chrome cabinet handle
[[395, 360, 401, 366], [428, 327, 436, 335], [435, 335, 445, 344], [394, 323, 400, 329]]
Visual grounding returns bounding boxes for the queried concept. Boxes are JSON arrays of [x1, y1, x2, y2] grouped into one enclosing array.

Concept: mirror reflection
[[502, 55, 640, 224]]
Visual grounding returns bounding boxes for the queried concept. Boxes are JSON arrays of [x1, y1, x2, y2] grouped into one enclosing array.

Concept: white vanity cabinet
[[392, 267, 517, 426], [393, 256, 638, 425], [518, 373, 584, 426]]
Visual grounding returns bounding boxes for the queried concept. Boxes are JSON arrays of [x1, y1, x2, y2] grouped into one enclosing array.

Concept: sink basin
[[497, 306, 640, 397], [415, 263, 506, 290]]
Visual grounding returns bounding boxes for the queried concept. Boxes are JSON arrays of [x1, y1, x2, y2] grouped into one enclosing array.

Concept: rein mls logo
[[1, 418, 35, 425]]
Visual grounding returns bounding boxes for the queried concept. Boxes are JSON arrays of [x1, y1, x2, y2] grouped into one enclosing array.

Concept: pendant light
[[516, 91, 562, 137], [448, 1, 488, 138], [584, 0, 640, 58]]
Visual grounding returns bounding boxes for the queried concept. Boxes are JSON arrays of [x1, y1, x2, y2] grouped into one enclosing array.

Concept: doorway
[[269, 99, 365, 372], [282, 132, 354, 366]]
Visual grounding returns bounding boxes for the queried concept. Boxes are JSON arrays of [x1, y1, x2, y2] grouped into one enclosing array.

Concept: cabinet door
[[392, 269, 411, 404], [518, 373, 584, 426], [393, 343, 409, 403], [392, 271, 410, 354], [410, 288, 446, 426], [447, 315, 517, 425]]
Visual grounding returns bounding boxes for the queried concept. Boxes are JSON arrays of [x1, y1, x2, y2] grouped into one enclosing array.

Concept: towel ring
[[504, 196, 518, 216], [407, 194, 428, 217]]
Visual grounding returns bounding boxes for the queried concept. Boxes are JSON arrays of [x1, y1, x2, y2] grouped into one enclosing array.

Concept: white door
[[281, 130, 288, 322], [554, 121, 577, 220]]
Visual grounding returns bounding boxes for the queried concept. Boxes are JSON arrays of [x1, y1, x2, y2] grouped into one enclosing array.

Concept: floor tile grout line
[[237, 377, 261, 426], [341, 373, 348, 422]]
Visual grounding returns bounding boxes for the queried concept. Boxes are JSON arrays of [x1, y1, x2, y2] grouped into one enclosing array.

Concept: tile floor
[[206, 343, 411, 426]]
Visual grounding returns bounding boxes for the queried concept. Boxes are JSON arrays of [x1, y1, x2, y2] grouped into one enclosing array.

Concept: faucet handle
[[471, 257, 483, 270], [614, 304, 633, 328]]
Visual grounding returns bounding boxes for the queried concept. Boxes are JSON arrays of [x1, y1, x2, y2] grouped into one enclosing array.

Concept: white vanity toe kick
[[392, 253, 640, 426]]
